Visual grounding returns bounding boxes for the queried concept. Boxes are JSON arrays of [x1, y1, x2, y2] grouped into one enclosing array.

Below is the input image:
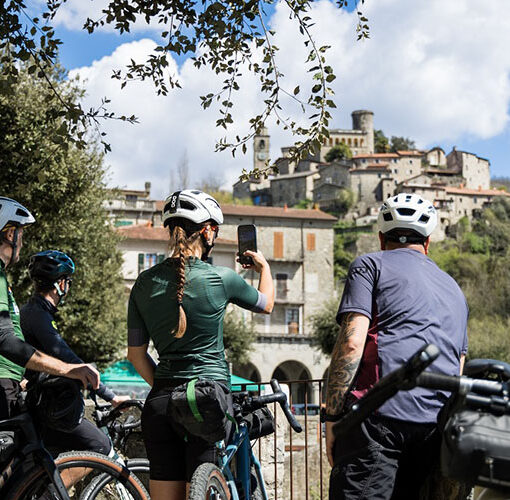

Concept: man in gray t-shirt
[[325, 193, 468, 500]]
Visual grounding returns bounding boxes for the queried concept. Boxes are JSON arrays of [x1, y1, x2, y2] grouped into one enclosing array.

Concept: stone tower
[[351, 110, 374, 154], [253, 127, 270, 171]]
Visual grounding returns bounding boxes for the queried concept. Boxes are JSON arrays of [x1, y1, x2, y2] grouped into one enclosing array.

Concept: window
[[286, 308, 300, 334], [360, 139, 364, 146], [307, 233, 316, 251], [335, 138, 339, 145], [276, 273, 288, 300], [274, 232, 284, 259], [138, 253, 165, 274], [348, 138, 352, 146], [354, 138, 358, 147]]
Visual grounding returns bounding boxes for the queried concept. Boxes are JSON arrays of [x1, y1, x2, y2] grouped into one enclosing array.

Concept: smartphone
[[237, 224, 257, 266]]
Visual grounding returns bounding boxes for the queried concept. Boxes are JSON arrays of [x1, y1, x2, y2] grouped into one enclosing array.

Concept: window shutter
[[274, 232, 284, 259], [138, 253, 144, 274], [307, 233, 316, 251]]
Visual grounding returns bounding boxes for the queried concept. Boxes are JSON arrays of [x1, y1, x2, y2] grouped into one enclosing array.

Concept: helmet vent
[[383, 213, 393, 221], [418, 214, 430, 223], [15, 208, 29, 217], [405, 195, 412, 202], [418, 199, 423, 204], [180, 200, 196, 211], [396, 208, 415, 216], [191, 190, 202, 195]]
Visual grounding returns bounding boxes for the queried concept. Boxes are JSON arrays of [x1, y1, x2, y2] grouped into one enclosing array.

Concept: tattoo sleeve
[[326, 312, 364, 415]]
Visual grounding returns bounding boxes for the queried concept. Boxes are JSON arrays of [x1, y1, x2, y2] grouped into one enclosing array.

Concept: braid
[[172, 226, 188, 338]]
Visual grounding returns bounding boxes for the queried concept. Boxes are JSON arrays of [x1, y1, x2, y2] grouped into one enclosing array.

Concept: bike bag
[[167, 379, 232, 444], [244, 406, 275, 440], [0, 431, 16, 465], [441, 408, 510, 490]]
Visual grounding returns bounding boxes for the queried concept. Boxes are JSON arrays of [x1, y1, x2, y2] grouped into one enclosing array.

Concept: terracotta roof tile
[[445, 187, 510, 197], [221, 204, 337, 221], [116, 225, 237, 244]]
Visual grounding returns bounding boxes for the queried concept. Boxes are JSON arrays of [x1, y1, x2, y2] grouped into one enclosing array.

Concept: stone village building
[[105, 190, 337, 405], [234, 110, 509, 239]]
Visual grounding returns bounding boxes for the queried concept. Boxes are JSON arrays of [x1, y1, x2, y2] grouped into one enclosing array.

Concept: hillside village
[[104, 109, 508, 406], [233, 110, 509, 239]]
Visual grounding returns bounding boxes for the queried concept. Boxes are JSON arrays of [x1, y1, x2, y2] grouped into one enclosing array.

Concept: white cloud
[[69, 0, 510, 196]]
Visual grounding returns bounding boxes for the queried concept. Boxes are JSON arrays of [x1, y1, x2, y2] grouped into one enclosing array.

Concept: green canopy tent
[[100, 361, 263, 397]]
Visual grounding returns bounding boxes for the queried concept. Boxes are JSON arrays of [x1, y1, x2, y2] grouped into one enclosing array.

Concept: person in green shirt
[[128, 190, 274, 500], [0, 197, 100, 420]]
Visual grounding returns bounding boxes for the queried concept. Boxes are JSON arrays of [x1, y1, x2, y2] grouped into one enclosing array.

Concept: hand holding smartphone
[[237, 224, 257, 266]]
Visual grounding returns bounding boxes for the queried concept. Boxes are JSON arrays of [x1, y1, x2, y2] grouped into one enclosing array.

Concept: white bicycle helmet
[[0, 197, 35, 231], [162, 190, 224, 227], [377, 193, 437, 237]]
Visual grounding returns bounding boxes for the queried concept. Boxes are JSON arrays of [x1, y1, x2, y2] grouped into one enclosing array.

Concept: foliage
[[212, 191, 253, 206], [223, 309, 256, 365], [467, 316, 510, 363], [325, 143, 352, 162], [1, 1, 371, 175], [0, 61, 126, 368], [309, 300, 339, 356], [293, 198, 314, 209], [374, 129, 389, 153], [389, 136, 415, 152], [374, 129, 416, 153], [327, 189, 356, 218]]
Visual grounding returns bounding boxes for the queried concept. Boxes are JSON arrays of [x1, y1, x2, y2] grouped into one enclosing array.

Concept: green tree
[[293, 198, 314, 209], [309, 300, 339, 356], [325, 143, 352, 162], [0, 61, 126, 368], [374, 129, 390, 153], [390, 136, 416, 152], [223, 310, 256, 365]]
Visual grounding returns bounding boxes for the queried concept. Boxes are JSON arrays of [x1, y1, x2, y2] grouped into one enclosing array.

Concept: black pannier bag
[[441, 408, 510, 489], [0, 431, 16, 465], [244, 406, 275, 440], [167, 379, 231, 443]]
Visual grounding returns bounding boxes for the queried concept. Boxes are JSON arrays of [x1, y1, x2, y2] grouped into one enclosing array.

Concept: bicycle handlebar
[[243, 379, 303, 433], [333, 344, 510, 438], [93, 399, 144, 430]]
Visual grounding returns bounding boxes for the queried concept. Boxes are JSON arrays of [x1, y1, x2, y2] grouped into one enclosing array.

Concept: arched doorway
[[233, 362, 261, 383], [271, 361, 313, 405]]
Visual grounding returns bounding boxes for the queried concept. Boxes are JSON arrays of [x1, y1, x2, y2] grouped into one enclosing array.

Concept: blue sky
[[41, 0, 510, 194]]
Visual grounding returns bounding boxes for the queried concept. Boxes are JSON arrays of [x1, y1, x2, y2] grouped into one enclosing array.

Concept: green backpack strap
[[186, 379, 204, 423]]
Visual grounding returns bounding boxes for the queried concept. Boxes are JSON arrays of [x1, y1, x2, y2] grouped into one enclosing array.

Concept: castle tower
[[351, 110, 374, 154], [253, 127, 270, 171]]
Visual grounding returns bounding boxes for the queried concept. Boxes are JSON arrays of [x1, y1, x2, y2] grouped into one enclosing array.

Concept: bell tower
[[253, 127, 270, 171]]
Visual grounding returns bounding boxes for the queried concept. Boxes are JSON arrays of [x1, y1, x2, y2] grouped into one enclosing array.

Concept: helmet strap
[[1, 227, 20, 267], [53, 280, 69, 305], [199, 229, 215, 262]]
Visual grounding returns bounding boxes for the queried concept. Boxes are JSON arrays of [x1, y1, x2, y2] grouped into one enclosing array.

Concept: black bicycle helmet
[[29, 250, 75, 285]]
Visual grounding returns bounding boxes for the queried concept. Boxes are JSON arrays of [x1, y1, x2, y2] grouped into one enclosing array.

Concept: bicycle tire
[[84, 457, 150, 499], [189, 462, 231, 500], [4, 451, 149, 500]]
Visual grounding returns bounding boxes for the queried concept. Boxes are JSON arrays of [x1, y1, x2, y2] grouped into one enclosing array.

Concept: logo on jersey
[[51, 320, 58, 331], [7, 287, 19, 315]]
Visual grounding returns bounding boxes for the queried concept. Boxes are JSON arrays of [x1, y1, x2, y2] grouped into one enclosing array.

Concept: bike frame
[[0, 412, 69, 499], [219, 424, 268, 500]]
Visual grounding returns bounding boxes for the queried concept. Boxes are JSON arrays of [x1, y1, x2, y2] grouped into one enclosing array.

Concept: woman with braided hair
[[127, 190, 274, 500]]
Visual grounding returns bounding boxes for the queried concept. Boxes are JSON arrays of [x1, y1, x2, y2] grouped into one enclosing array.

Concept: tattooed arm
[[325, 312, 370, 466]]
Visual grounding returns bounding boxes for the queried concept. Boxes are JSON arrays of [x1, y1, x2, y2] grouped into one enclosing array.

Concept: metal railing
[[236, 378, 328, 500]]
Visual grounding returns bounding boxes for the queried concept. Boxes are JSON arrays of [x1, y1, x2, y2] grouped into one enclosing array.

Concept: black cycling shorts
[[41, 418, 112, 458], [142, 379, 232, 482]]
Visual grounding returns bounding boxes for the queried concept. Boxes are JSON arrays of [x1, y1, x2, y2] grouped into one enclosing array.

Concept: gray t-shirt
[[338, 248, 468, 423]]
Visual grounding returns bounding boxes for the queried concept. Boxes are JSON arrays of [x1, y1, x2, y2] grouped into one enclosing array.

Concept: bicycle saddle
[[464, 358, 510, 381]]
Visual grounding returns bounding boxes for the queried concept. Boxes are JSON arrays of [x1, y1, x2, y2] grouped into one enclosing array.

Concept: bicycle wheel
[[189, 463, 231, 500], [5, 451, 149, 500], [84, 458, 150, 500]]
